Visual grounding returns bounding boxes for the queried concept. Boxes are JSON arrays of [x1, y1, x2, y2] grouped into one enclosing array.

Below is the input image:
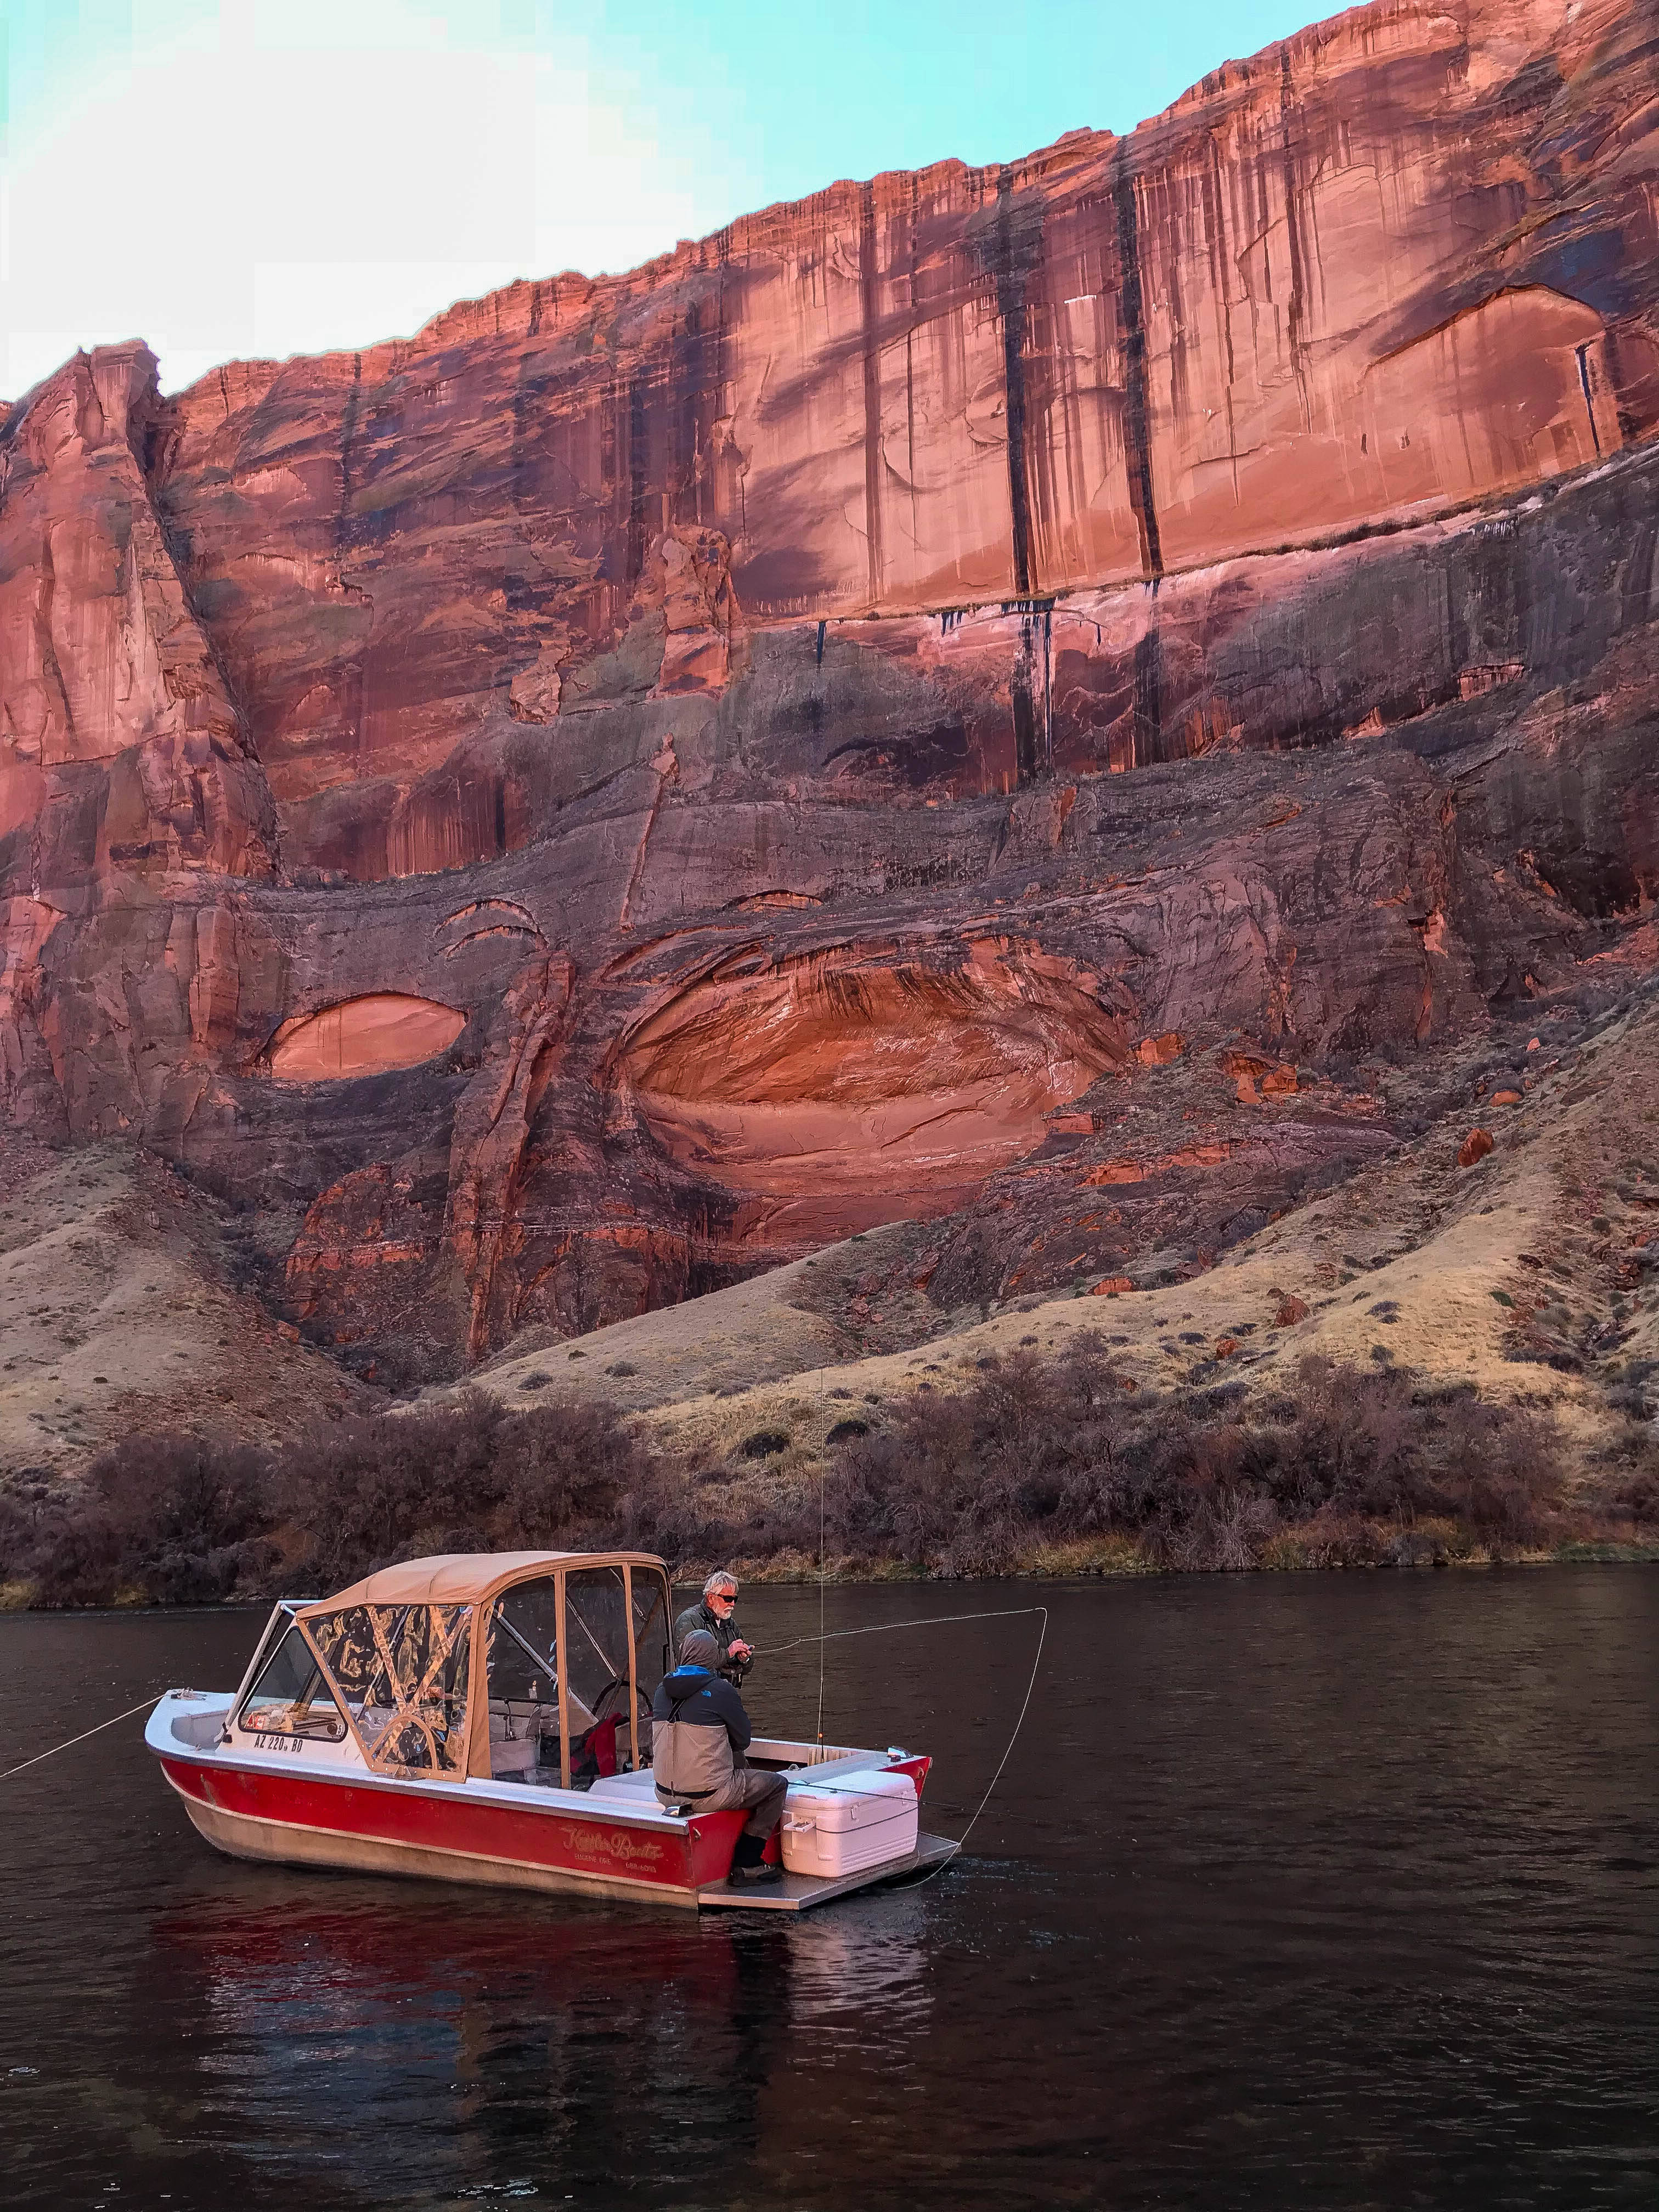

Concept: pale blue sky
[[2, 0, 1322, 398]]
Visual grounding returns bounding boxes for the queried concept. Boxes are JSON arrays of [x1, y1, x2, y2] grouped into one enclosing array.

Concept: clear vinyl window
[[487, 1579, 562, 1778], [491, 1579, 561, 1705], [239, 1623, 346, 1741], [564, 1567, 631, 1733], [630, 1568, 670, 1707], [304, 1604, 472, 1774]]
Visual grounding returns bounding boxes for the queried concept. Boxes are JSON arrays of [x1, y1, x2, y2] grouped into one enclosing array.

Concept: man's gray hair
[[702, 1569, 739, 1598]]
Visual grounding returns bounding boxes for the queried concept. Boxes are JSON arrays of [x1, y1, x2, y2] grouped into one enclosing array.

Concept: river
[[2, 1571, 1656, 2209]]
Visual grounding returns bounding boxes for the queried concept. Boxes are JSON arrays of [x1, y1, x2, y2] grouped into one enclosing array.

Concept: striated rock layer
[[3, 0, 1659, 1384]]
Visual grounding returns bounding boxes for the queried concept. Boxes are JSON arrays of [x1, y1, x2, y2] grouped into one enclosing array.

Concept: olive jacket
[[672, 1599, 751, 1683]]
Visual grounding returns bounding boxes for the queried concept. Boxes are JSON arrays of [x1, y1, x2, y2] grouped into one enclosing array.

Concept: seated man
[[673, 1570, 754, 1684], [651, 1629, 786, 1887]]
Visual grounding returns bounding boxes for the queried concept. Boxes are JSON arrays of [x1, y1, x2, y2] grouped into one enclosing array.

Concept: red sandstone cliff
[[3, 0, 1658, 1384]]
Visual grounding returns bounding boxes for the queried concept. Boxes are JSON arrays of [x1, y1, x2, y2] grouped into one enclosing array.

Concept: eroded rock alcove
[[267, 997, 467, 1081], [614, 944, 1132, 1242]]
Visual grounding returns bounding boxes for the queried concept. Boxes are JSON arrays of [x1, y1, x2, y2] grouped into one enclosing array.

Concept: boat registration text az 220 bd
[[145, 1551, 951, 1912]]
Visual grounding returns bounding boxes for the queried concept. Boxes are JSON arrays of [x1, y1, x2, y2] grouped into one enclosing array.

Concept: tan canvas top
[[295, 1550, 667, 1616]]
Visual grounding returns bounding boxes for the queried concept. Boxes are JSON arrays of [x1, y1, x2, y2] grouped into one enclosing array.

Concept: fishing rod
[[735, 1601, 1051, 1864], [760, 1603, 1049, 1658]]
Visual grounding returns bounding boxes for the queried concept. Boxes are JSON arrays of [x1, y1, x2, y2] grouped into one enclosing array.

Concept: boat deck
[[698, 1831, 957, 1912]]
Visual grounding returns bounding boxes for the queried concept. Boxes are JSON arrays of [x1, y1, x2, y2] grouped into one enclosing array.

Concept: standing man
[[674, 1570, 753, 1684], [652, 1630, 785, 1887]]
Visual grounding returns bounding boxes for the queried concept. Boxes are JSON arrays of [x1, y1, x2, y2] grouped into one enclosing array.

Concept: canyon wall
[[3, 0, 1658, 1380]]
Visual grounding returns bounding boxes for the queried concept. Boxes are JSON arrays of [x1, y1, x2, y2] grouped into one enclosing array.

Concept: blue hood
[[661, 1664, 714, 1705]]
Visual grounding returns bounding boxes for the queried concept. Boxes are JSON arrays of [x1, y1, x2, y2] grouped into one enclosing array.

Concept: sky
[[1, 0, 1323, 400]]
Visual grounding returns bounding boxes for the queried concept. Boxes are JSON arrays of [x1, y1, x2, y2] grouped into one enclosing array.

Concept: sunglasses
[[709, 1591, 736, 1606]]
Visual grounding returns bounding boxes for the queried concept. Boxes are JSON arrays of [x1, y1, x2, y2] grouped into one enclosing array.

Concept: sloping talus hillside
[[2, 0, 1657, 1428]]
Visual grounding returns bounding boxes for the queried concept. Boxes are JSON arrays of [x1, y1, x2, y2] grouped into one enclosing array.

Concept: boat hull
[[158, 1752, 727, 1908], [149, 1694, 936, 1912]]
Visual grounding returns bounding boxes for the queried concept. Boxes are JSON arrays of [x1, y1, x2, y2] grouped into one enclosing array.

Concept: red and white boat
[[145, 1550, 950, 1912]]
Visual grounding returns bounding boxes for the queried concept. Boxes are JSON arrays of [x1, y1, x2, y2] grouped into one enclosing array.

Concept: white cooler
[[781, 1768, 919, 1878]]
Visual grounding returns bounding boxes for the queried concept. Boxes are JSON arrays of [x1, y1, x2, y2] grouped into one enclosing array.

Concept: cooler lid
[[785, 1768, 918, 1830]]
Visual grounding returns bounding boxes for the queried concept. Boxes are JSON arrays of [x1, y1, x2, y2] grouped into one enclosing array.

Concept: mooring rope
[[0, 1694, 160, 1783]]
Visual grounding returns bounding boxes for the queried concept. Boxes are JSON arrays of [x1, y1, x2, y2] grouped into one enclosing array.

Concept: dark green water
[[2, 1571, 1656, 2210]]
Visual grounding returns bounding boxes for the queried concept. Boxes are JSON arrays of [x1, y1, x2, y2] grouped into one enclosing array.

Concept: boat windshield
[[239, 1623, 347, 1741], [305, 1602, 473, 1774]]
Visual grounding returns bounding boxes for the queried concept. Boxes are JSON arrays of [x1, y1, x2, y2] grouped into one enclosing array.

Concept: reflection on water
[[3, 1573, 1657, 2209], [166, 1896, 796, 2204]]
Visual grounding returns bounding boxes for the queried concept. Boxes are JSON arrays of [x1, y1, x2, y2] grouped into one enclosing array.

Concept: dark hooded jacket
[[650, 1662, 753, 1804], [673, 1599, 751, 1683]]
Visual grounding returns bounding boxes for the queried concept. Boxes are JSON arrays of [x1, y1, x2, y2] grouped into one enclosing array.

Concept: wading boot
[[726, 1832, 783, 1888]]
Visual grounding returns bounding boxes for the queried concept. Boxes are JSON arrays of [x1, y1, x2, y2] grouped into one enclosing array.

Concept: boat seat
[[489, 1697, 557, 1740], [488, 1697, 555, 1778], [587, 1768, 658, 1802]]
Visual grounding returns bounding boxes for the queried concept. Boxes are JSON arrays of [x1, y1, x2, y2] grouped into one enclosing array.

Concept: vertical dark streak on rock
[[336, 354, 363, 563], [1012, 621, 1039, 782], [1453, 522, 1527, 685], [1278, 48, 1311, 431], [713, 273, 731, 535], [673, 295, 703, 529], [1601, 326, 1639, 447], [1165, 205, 1190, 432], [1575, 342, 1604, 455], [625, 369, 650, 589], [507, 289, 562, 567], [1132, 619, 1164, 767], [597, 370, 621, 627], [994, 167, 1035, 600], [1042, 603, 1053, 773], [815, 619, 827, 667], [33, 528, 76, 748], [509, 349, 537, 533], [337, 353, 367, 766], [859, 182, 885, 608], [906, 174, 922, 557], [1112, 157, 1164, 582], [1201, 133, 1242, 501]]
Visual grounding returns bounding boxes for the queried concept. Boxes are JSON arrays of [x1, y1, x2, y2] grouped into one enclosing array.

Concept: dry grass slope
[[0, 1137, 373, 1478]]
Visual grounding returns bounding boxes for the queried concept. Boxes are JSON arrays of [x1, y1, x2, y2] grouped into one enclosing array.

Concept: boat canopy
[[250, 1551, 673, 1789], [295, 1550, 602, 1615]]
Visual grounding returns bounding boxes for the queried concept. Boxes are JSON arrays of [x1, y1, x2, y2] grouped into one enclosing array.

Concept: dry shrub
[[3, 1392, 657, 1608], [797, 1342, 1576, 1575], [2, 1434, 273, 1607], [0, 1341, 1626, 1606], [278, 1391, 657, 1587]]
